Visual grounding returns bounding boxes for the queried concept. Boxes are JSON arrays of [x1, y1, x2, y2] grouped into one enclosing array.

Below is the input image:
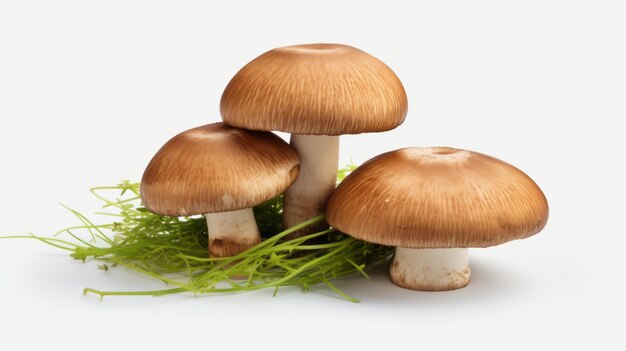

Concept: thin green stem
[[2, 165, 393, 302]]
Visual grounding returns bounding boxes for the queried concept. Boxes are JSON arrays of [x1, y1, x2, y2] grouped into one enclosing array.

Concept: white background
[[1, 1, 625, 350]]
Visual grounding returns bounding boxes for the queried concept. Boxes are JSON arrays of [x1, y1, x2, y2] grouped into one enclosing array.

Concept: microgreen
[[2, 164, 394, 302]]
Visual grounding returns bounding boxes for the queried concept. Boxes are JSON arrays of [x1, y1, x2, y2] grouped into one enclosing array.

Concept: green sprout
[[2, 164, 394, 302]]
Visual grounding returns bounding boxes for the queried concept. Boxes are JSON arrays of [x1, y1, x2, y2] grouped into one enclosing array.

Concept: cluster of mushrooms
[[140, 43, 549, 291]]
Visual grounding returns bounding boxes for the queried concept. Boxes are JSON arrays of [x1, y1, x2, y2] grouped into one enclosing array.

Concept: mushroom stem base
[[206, 208, 261, 258], [283, 134, 339, 237], [390, 247, 470, 291]]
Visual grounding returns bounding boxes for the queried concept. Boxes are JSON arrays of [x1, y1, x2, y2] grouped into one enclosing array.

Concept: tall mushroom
[[141, 122, 300, 257], [326, 147, 549, 291], [220, 43, 408, 235]]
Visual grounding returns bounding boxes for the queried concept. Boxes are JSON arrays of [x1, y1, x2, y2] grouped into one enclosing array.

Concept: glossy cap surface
[[221, 43, 408, 135], [141, 123, 300, 216], [326, 147, 549, 248]]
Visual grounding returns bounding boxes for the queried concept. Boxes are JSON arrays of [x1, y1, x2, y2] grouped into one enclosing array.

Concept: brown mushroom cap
[[220, 43, 408, 135], [326, 147, 548, 248], [141, 123, 300, 216]]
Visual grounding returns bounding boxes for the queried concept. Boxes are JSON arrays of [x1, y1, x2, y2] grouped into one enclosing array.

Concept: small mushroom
[[221, 43, 408, 235], [326, 147, 548, 291], [141, 122, 300, 257]]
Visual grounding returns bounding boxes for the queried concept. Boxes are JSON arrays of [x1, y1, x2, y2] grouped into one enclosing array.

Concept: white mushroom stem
[[283, 134, 340, 233], [390, 248, 470, 291], [205, 208, 261, 257]]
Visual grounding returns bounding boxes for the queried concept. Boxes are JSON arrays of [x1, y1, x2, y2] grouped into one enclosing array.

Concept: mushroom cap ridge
[[141, 123, 300, 216], [326, 147, 549, 248], [220, 43, 408, 136]]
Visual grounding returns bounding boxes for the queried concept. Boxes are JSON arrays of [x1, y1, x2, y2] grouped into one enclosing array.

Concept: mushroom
[[326, 147, 549, 291], [141, 122, 300, 257], [220, 43, 408, 235]]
